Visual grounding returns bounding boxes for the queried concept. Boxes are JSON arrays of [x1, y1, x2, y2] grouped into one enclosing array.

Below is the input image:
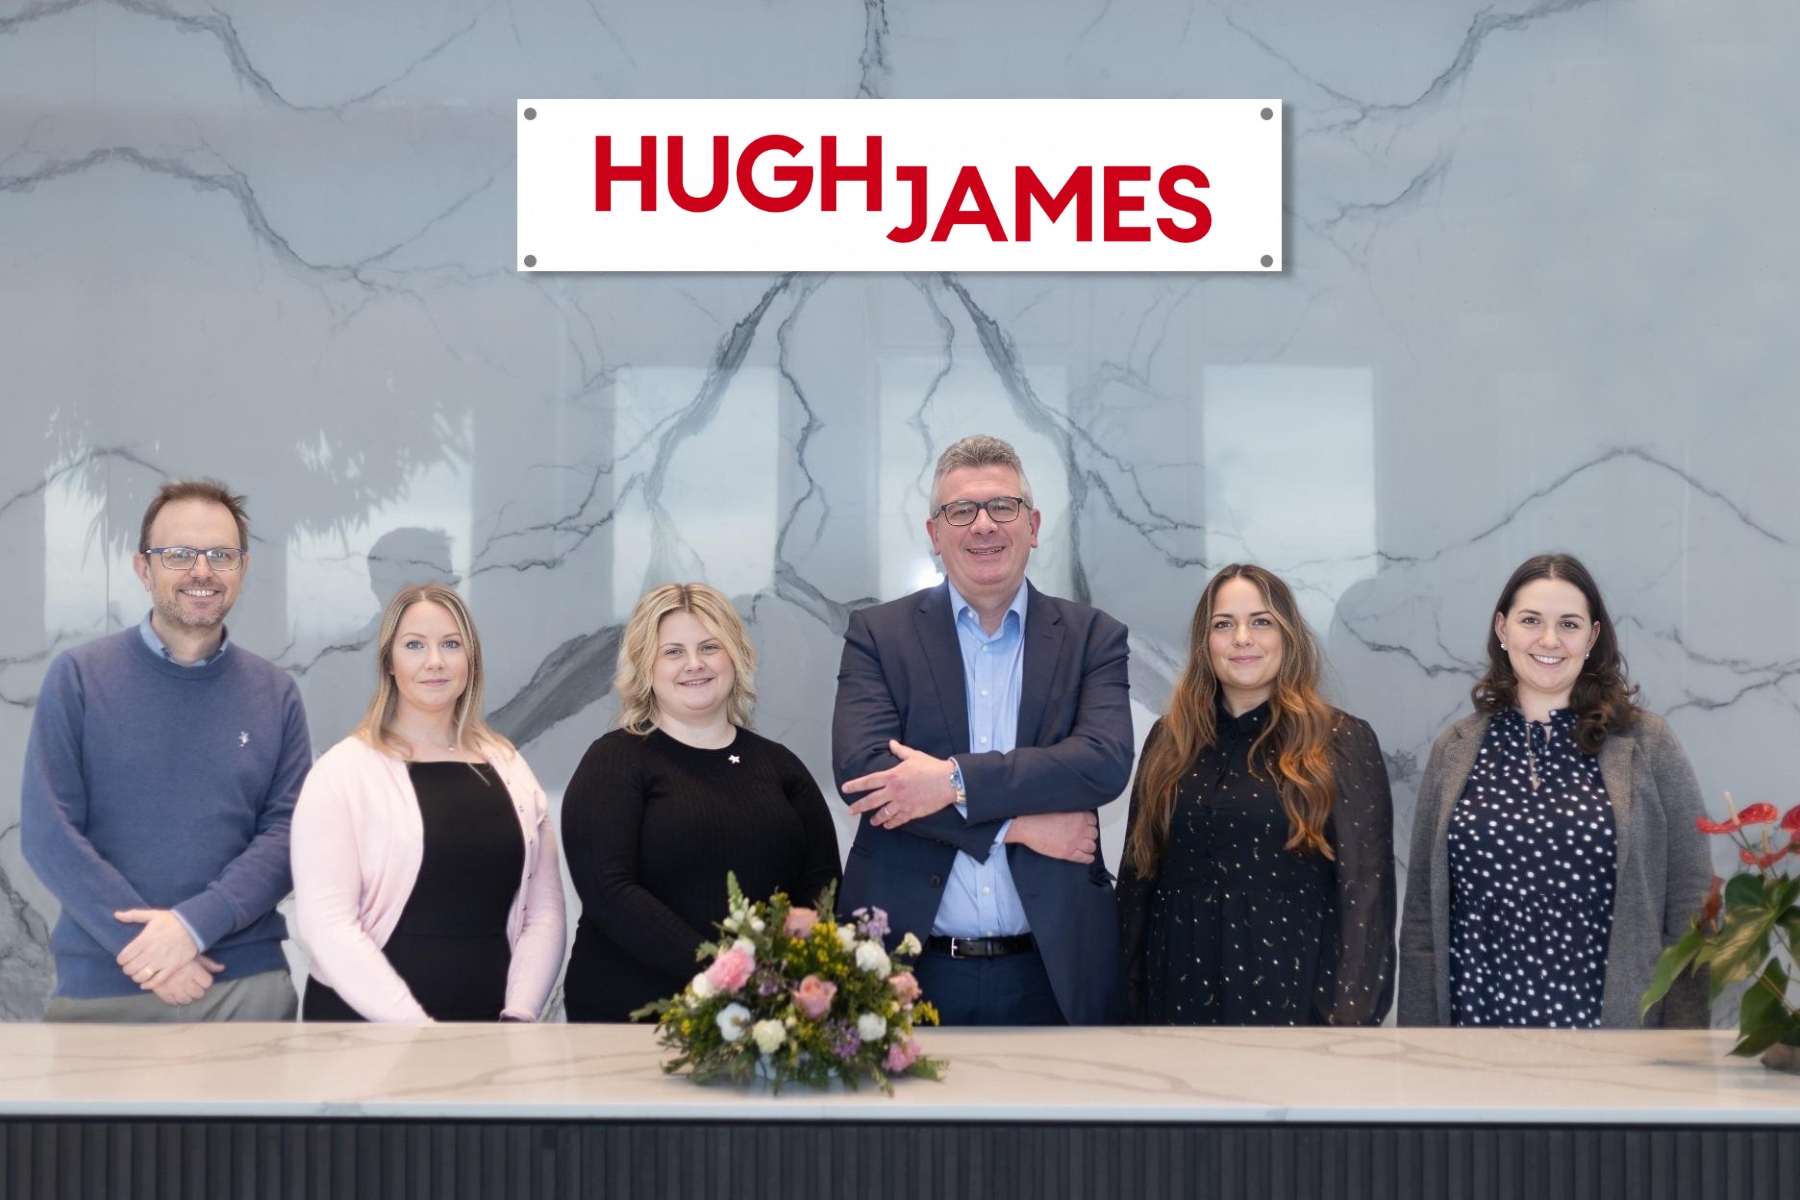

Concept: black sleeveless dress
[[303, 761, 525, 1022]]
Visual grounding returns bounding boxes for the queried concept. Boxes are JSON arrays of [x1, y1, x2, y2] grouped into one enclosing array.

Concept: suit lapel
[[913, 586, 970, 754], [1017, 584, 1065, 747]]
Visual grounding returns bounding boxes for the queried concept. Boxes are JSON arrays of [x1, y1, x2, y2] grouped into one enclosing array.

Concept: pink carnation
[[792, 974, 838, 1020], [883, 1038, 920, 1072], [888, 972, 921, 1004], [784, 907, 819, 938], [704, 947, 755, 994]]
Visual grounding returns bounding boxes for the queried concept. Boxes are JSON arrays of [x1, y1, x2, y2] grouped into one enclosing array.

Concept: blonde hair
[[616, 582, 758, 734], [354, 583, 514, 760]]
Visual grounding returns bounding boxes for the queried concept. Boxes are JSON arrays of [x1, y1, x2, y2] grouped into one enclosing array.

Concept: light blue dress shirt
[[137, 611, 231, 950], [933, 580, 1031, 938], [139, 611, 231, 667]]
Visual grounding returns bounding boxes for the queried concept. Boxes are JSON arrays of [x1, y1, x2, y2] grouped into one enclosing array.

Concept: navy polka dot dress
[[1447, 708, 1618, 1027]]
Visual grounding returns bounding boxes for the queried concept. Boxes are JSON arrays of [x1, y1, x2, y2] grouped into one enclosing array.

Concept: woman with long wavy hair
[[1399, 553, 1711, 1027], [1118, 565, 1395, 1025]]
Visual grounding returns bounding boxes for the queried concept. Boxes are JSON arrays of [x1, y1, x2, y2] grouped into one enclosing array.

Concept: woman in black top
[[1118, 564, 1396, 1026], [561, 582, 842, 1022], [293, 583, 564, 1023]]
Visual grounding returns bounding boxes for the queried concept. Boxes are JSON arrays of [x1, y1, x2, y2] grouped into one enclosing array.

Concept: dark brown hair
[[1472, 553, 1638, 754], [137, 479, 250, 553], [1125, 564, 1339, 878]]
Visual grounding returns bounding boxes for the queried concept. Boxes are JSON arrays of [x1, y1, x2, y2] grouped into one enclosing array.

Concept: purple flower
[[824, 1019, 863, 1060], [753, 966, 785, 997], [854, 906, 890, 940]]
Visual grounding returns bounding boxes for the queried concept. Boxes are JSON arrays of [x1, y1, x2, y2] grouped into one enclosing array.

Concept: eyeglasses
[[932, 496, 1030, 526], [144, 546, 244, 572]]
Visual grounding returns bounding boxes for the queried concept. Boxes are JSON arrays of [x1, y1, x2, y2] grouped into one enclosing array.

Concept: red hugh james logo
[[595, 135, 1214, 245], [518, 99, 1282, 273]]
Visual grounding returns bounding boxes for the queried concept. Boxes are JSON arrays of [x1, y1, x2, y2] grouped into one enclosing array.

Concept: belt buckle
[[949, 937, 970, 960]]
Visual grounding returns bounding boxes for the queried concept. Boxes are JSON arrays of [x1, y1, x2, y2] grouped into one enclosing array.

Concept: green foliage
[[1647, 806, 1800, 1054]]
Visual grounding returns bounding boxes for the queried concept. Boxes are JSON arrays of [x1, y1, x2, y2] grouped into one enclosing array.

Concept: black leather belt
[[926, 934, 1036, 959]]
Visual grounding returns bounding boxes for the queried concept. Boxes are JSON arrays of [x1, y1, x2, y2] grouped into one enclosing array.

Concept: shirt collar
[[945, 578, 1029, 637], [139, 611, 231, 667]]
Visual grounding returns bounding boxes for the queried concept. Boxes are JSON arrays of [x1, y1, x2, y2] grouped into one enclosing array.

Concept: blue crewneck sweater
[[21, 626, 311, 998]]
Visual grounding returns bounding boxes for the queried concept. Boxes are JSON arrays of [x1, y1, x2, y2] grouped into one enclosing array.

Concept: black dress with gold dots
[[1119, 700, 1397, 1026], [1447, 707, 1618, 1027]]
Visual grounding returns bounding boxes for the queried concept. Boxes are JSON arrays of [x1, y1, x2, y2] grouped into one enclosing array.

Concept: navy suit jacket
[[831, 581, 1133, 1024]]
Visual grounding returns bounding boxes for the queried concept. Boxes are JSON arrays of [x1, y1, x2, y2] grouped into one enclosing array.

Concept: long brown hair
[[1472, 553, 1638, 754], [1126, 565, 1340, 877], [354, 583, 514, 760]]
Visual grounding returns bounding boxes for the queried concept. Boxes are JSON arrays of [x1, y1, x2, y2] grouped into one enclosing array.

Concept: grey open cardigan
[[1397, 709, 1713, 1028]]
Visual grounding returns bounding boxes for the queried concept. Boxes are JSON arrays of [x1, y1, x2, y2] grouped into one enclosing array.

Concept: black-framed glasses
[[932, 496, 1030, 526], [144, 546, 245, 572]]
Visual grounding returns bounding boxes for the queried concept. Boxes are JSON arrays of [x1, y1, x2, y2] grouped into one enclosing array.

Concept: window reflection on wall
[[283, 431, 473, 752], [42, 474, 116, 641], [875, 358, 1072, 604], [610, 366, 779, 616], [1200, 366, 1377, 636]]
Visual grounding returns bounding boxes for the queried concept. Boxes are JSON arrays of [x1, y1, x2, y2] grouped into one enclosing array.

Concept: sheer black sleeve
[[1115, 718, 1165, 1024], [1319, 714, 1397, 1025]]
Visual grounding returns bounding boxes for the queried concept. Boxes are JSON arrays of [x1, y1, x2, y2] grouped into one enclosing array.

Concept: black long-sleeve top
[[559, 726, 843, 1022], [1118, 704, 1396, 1026]]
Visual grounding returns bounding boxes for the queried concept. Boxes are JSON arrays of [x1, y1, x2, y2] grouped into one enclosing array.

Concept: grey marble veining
[[1, 0, 1794, 1023]]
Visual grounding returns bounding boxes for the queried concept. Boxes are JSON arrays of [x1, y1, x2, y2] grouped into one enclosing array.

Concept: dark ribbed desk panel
[[4, 1120, 1797, 1200]]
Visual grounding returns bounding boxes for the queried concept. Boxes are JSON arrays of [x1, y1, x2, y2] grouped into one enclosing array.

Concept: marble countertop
[[2, 1024, 1798, 1124]]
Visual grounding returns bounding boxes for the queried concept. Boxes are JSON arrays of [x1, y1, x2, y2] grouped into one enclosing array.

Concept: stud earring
[[1500, 642, 1508, 651]]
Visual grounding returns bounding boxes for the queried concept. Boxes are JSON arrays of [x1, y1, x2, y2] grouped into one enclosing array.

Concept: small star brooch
[[728, 755, 741, 764]]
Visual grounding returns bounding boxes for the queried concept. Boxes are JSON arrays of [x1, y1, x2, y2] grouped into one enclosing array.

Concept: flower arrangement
[[632, 873, 946, 1094], [1642, 794, 1800, 1062]]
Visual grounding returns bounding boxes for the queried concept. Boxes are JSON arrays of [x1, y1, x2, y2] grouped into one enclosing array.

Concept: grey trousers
[[45, 969, 298, 1023]]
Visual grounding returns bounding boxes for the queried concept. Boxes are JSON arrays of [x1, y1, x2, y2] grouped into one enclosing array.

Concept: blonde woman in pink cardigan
[[291, 583, 565, 1022]]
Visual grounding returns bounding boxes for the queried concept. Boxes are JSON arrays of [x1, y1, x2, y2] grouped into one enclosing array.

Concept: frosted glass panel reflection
[[42, 473, 114, 640], [610, 366, 779, 614], [875, 358, 1071, 604], [1201, 366, 1377, 633]]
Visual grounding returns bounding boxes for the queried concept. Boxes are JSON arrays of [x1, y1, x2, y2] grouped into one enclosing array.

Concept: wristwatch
[[949, 759, 967, 806]]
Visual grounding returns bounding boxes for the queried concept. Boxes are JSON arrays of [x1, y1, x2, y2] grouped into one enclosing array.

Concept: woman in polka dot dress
[[1118, 564, 1396, 1026], [1398, 553, 1712, 1028]]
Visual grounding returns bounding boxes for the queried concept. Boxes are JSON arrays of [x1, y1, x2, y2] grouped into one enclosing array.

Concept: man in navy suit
[[833, 435, 1133, 1025]]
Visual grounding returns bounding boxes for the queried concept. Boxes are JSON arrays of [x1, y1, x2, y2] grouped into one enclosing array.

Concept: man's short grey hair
[[930, 434, 1035, 513]]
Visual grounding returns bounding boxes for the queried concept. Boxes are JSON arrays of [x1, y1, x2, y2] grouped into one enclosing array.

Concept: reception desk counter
[[2, 1023, 1796, 1198]]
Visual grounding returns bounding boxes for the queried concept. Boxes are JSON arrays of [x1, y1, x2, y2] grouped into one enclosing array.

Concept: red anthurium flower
[[1740, 845, 1792, 869], [1698, 815, 1743, 834], [1737, 802, 1779, 827], [1782, 804, 1800, 836]]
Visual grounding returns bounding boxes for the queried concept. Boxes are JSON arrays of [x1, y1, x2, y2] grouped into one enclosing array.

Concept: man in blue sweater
[[22, 479, 310, 1020]]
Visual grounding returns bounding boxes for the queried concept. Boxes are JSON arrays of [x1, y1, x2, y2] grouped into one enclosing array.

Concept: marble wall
[[1, 0, 1792, 1021]]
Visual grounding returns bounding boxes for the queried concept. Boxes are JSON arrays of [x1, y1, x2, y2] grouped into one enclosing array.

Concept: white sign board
[[517, 99, 1282, 272]]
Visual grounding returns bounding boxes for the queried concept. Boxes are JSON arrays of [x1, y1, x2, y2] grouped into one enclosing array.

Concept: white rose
[[716, 1003, 752, 1043], [836, 925, 857, 951], [731, 937, 758, 958], [751, 1019, 787, 1055], [690, 972, 717, 1001], [857, 1012, 888, 1042], [855, 941, 892, 977], [896, 932, 922, 956]]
